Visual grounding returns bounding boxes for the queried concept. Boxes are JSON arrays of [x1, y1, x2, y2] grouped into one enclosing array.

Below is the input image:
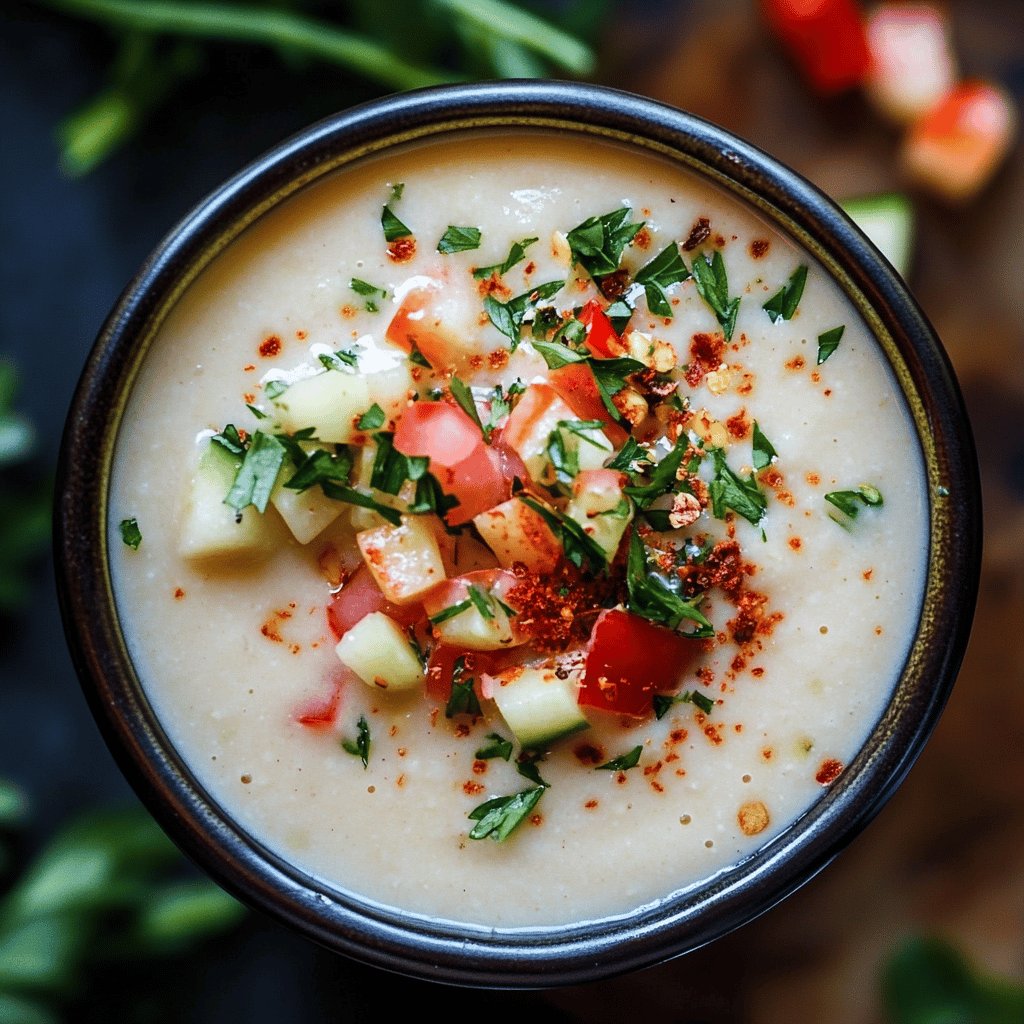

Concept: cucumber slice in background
[[841, 192, 915, 279]]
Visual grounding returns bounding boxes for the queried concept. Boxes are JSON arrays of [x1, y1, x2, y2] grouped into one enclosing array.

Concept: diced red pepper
[[546, 363, 630, 448], [327, 566, 423, 640], [578, 609, 698, 718], [901, 80, 1017, 203], [761, 0, 871, 96], [578, 299, 623, 358], [293, 674, 345, 728]]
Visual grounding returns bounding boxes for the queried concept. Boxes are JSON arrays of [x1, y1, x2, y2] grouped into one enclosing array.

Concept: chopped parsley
[[596, 745, 642, 771], [341, 715, 371, 768], [485, 280, 565, 350], [690, 250, 740, 340], [437, 225, 481, 254], [445, 656, 482, 718], [381, 183, 410, 242], [318, 349, 358, 372], [607, 437, 653, 473], [224, 431, 287, 513], [825, 484, 883, 526], [817, 325, 845, 364], [407, 341, 432, 368], [119, 517, 142, 550], [653, 690, 715, 718], [264, 379, 288, 400], [482, 381, 524, 441], [566, 207, 644, 277], [357, 403, 386, 431], [623, 435, 688, 508], [762, 264, 808, 323], [634, 242, 690, 318], [532, 339, 587, 370], [475, 733, 514, 761], [350, 278, 387, 312], [449, 376, 483, 433], [707, 447, 767, 526], [211, 423, 245, 456], [751, 421, 778, 472], [467, 584, 497, 620], [428, 599, 472, 625], [468, 786, 546, 842], [473, 236, 538, 279], [625, 529, 714, 637], [282, 446, 353, 494], [516, 753, 549, 786]]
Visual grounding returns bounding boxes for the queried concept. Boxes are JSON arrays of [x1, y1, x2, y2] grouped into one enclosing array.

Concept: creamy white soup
[[108, 132, 928, 928]]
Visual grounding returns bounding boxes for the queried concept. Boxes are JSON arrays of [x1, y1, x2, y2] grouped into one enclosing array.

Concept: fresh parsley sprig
[[625, 529, 714, 637], [762, 264, 808, 323], [690, 250, 740, 340], [635, 242, 690, 318], [566, 207, 644, 277], [468, 786, 546, 842]]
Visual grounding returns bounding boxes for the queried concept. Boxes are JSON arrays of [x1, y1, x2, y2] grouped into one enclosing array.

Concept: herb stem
[[40, 0, 458, 91], [433, 0, 595, 75]]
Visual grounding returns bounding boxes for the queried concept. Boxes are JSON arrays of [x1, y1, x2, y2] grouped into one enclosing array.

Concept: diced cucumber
[[473, 497, 561, 574], [566, 473, 633, 560], [178, 441, 282, 562], [336, 612, 425, 691], [841, 193, 914, 278], [431, 591, 517, 651], [511, 390, 612, 483], [271, 368, 369, 443], [490, 666, 590, 750], [270, 470, 345, 546], [356, 515, 446, 604]]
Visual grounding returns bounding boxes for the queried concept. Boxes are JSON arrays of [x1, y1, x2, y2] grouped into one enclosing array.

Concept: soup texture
[[108, 133, 928, 928]]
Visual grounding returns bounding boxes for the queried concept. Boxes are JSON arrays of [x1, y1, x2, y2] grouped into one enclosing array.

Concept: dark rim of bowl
[[54, 80, 982, 989]]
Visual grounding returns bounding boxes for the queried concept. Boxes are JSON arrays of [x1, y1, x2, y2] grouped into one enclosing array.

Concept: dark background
[[2, 1, 1022, 1021]]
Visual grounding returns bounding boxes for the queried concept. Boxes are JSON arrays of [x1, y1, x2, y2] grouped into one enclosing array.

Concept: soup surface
[[108, 132, 928, 927]]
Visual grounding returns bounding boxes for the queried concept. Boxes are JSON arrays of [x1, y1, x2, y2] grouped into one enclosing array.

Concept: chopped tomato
[[578, 609, 697, 718], [547, 363, 630, 448], [901, 80, 1017, 203], [293, 674, 345, 728], [578, 299, 623, 357], [327, 566, 423, 639], [393, 400, 482, 468], [438, 443, 514, 526], [761, 0, 871, 96]]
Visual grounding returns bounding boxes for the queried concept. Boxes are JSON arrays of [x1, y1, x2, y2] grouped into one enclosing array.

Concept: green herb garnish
[[318, 349, 358, 372], [282, 447, 354, 494], [437, 225, 481, 254], [624, 435, 689, 509], [751, 421, 778, 472], [357, 403, 386, 431], [482, 381, 524, 441], [211, 423, 245, 456], [473, 236, 538, 279], [445, 656, 482, 718], [817, 325, 845, 364], [350, 278, 388, 312], [518, 495, 607, 573], [825, 484, 883, 526], [224, 431, 286, 513], [690, 250, 740, 340], [532, 339, 587, 369], [625, 529, 714, 637], [596, 745, 642, 771], [635, 242, 690, 318], [449, 376, 483, 433], [341, 715, 371, 768], [516, 753, 549, 786], [119, 517, 142, 550], [468, 786, 546, 842], [707, 447, 767, 526], [566, 207, 644, 277], [485, 280, 565, 350], [475, 733, 514, 761], [381, 183, 410, 242], [762, 264, 808, 323], [428, 599, 473, 625], [653, 690, 715, 719]]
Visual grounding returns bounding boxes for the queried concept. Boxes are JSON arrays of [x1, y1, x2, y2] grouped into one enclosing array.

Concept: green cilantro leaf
[[825, 484, 884, 527], [318, 349, 358, 372], [468, 787, 546, 842], [762, 264, 808, 323], [518, 495, 607, 573], [119, 517, 142, 550], [341, 715, 371, 768], [445, 656, 482, 718], [437, 225, 481, 254], [625, 528, 714, 636], [357, 404, 386, 431], [211, 423, 245, 456], [282, 447, 354, 494], [635, 242, 690, 318], [428, 599, 473, 625], [381, 185, 410, 242], [567, 207, 644, 277], [224, 431, 286, 513], [690, 250, 740, 340], [449, 376, 483, 433], [350, 278, 388, 313], [485, 280, 565, 350], [473, 236, 538, 279], [482, 381, 524, 441], [623, 435, 688, 508], [653, 690, 715, 719], [532, 339, 587, 370], [817, 325, 845, 364], [707, 448, 767, 526], [596, 745, 642, 771], [516, 753, 549, 786], [475, 733, 514, 761], [751, 421, 778, 472]]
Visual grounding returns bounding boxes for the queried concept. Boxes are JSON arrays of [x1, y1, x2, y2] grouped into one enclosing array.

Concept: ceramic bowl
[[55, 80, 981, 988]]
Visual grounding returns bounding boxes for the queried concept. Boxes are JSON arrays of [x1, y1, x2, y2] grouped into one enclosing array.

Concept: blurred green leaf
[[134, 880, 247, 953], [0, 916, 88, 993], [883, 936, 1024, 1024], [0, 992, 61, 1024], [0, 361, 35, 469], [0, 782, 29, 831]]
